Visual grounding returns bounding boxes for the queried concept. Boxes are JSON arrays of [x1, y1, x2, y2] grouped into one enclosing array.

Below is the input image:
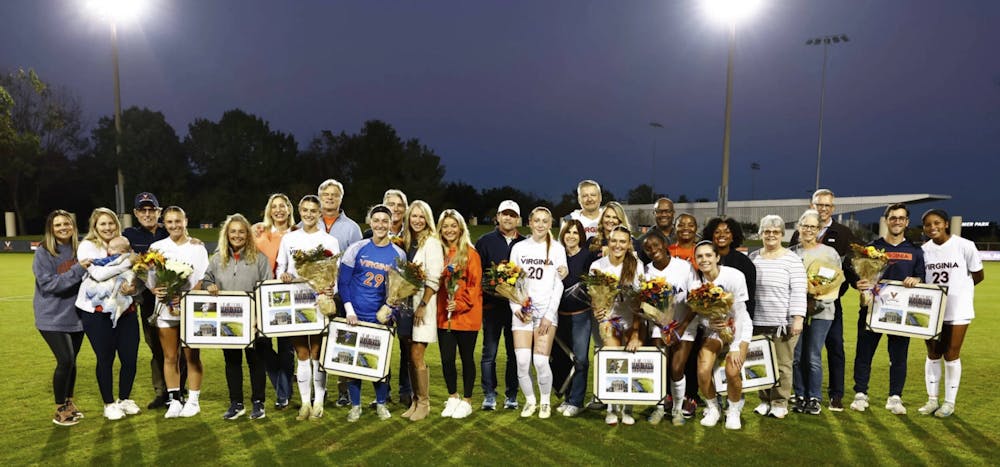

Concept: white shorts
[[511, 315, 557, 332], [945, 319, 972, 326], [156, 317, 179, 328], [650, 318, 697, 342]]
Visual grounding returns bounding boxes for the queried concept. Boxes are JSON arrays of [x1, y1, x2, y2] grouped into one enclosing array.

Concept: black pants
[[223, 339, 267, 403], [139, 290, 185, 396], [438, 329, 478, 398], [40, 329, 84, 405], [81, 311, 140, 404]]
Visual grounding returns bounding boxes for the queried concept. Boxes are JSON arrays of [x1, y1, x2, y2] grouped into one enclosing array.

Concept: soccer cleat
[[648, 406, 666, 425], [539, 404, 551, 419], [918, 399, 940, 415], [504, 397, 519, 410], [850, 393, 869, 412], [441, 397, 460, 418], [700, 406, 720, 427], [605, 411, 619, 426], [250, 401, 266, 420], [179, 400, 200, 418], [53, 404, 79, 426], [769, 405, 789, 419], [806, 398, 822, 415], [671, 409, 686, 426], [886, 396, 907, 415], [346, 405, 362, 422], [118, 399, 141, 415], [222, 401, 245, 420], [481, 394, 497, 411], [828, 397, 844, 412], [164, 400, 184, 419], [296, 402, 312, 421], [376, 403, 391, 420], [934, 402, 955, 418], [520, 402, 537, 418], [561, 405, 582, 417], [452, 400, 473, 419], [753, 402, 770, 416]]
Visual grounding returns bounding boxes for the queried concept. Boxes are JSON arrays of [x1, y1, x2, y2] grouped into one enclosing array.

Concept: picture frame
[[320, 318, 395, 382], [714, 335, 778, 395], [867, 280, 947, 339], [255, 279, 328, 337], [180, 290, 254, 349], [592, 346, 667, 405]]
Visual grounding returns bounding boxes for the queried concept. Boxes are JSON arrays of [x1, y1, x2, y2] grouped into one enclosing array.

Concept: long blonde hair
[[403, 200, 437, 250], [216, 213, 258, 267], [591, 202, 630, 253], [43, 210, 79, 257], [438, 209, 472, 271], [262, 193, 295, 230], [82, 207, 122, 249]]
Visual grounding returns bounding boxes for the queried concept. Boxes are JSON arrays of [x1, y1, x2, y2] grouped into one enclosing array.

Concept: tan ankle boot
[[409, 367, 431, 421], [401, 364, 418, 419]]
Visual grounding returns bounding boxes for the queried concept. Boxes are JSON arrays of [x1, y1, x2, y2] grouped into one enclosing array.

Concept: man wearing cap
[[475, 200, 525, 410], [123, 192, 185, 409]]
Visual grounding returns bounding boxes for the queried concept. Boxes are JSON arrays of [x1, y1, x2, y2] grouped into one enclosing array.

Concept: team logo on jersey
[[520, 257, 553, 266], [885, 252, 913, 261], [927, 262, 959, 270]]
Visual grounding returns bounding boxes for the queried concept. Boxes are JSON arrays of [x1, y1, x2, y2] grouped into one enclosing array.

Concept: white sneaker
[[850, 392, 869, 412], [605, 411, 618, 426], [561, 405, 582, 417], [539, 404, 551, 419], [620, 410, 635, 426], [752, 402, 770, 416], [520, 402, 537, 418], [164, 400, 184, 419], [376, 403, 391, 420], [441, 397, 460, 417], [918, 399, 939, 415], [296, 402, 312, 421], [117, 399, 141, 415], [104, 403, 126, 421], [347, 405, 362, 422], [179, 400, 201, 417], [934, 402, 955, 418], [648, 406, 666, 425], [700, 406, 720, 427], [769, 405, 788, 419], [885, 395, 907, 415], [555, 402, 568, 414], [671, 408, 686, 426], [451, 400, 473, 419], [309, 403, 324, 420], [725, 407, 742, 430]]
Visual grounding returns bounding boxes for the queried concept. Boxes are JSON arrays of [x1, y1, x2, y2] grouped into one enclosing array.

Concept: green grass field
[[2, 255, 997, 465]]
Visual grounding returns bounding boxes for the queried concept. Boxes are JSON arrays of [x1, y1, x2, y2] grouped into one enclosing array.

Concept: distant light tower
[[750, 161, 760, 200], [806, 33, 849, 191], [649, 121, 664, 203]]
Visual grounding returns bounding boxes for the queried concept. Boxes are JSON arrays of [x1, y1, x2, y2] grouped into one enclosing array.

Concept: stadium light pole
[[702, 0, 762, 216], [649, 121, 664, 203], [807, 34, 849, 191], [86, 0, 145, 220], [750, 161, 760, 200]]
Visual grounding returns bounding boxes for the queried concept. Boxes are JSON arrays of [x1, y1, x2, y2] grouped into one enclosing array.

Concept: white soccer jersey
[[570, 209, 601, 240], [509, 236, 567, 326], [590, 255, 641, 325], [645, 258, 700, 339], [922, 235, 983, 322], [691, 265, 752, 352], [275, 229, 341, 278]]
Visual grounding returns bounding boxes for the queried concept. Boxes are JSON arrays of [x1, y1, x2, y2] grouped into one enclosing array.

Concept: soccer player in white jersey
[[508, 207, 568, 420], [641, 229, 700, 426], [917, 209, 985, 418], [566, 179, 603, 240]]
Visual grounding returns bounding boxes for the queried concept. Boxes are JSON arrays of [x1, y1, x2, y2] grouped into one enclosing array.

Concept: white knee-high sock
[[925, 357, 942, 399], [533, 354, 553, 406], [944, 359, 961, 404], [514, 348, 535, 405], [672, 377, 686, 412], [312, 359, 327, 403], [297, 359, 312, 405]]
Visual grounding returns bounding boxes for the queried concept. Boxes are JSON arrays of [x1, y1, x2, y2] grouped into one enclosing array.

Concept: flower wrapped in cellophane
[[483, 261, 526, 302], [135, 250, 193, 317], [582, 270, 623, 343], [687, 282, 734, 345], [293, 245, 341, 317], [376, 259, 426, 324], [636, 276, 681, 344], [850, 243, 889, 306], [442, 263, 464, 330]]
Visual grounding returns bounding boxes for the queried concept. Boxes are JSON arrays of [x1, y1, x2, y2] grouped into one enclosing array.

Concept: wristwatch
[[419, 301, 427, 308]]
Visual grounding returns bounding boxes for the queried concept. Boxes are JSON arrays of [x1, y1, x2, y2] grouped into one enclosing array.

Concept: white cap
[[497, 200, 520, 216]]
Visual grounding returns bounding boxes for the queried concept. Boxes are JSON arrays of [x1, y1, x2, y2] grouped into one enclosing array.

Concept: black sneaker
[[806, 398, 822, 415], [791, 397, 805, 413], [147, 394, 168, 410], [274, 398, 289, 411], [250, 401, 266, 420], [336, 391, 350, 407], [829, 397, 844, 412], [586, 396, 606, 411], [222, 401, 246, 420]]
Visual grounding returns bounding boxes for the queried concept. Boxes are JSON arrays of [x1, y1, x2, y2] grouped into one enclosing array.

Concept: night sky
[[3, 0, 998, 220]]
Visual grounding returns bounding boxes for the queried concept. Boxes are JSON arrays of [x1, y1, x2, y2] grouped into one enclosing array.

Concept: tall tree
[[439, 181, 481, 220], [626, 183, 668, 205]]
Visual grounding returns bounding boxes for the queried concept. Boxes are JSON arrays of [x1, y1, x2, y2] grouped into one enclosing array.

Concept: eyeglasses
[[136, 207, 159, 214], [887, 216, 908, 223], [762, 230, 784, 237], [799, 225, 819, 231]]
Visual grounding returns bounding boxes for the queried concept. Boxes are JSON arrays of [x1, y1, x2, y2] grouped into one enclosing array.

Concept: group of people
[[33, 179, 984, 430]]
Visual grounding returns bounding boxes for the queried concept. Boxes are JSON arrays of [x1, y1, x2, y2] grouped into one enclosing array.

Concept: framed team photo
[[180, 290, 254, 349], [592, 346, 667, 405], [714, 335, 778, 395], [867, 280, 947, 339], [255, 280, 328, 337], [320, 318, 394, 382]]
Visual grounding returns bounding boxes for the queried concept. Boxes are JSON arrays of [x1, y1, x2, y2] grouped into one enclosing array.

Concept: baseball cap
[[134, 192, 160, 209], [497, 200, 520, 216]]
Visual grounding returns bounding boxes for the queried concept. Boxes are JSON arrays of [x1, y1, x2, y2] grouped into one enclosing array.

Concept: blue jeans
[[348, 378, 389, 406], [853, 307, 910, 397], [265, 337, 293, 402], [794, 318, 833, 400], [560, 312, 592, 408], [480, 302, 518, 400]]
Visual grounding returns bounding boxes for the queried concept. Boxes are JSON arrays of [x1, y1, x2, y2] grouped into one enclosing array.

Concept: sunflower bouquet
[[636, 276, 682, 344], [377, 259, 426, 324], [134, 250, 193, 317], [293, 245, 341, 317], [850, 243, 889, 306], [687, 282, 734, 345]]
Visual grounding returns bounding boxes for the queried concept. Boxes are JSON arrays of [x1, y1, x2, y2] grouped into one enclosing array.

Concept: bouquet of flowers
[[687, 282, 734, 345], [376, 259, 426, 324], [293, 245, 341, 317], [850, 243, 890, 306], [582, 270, 623, 343], [636, 276, 680, 344], [442, 263, 464, 330], [484, 261, 533, 323], [133, 250, 193, 317]]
